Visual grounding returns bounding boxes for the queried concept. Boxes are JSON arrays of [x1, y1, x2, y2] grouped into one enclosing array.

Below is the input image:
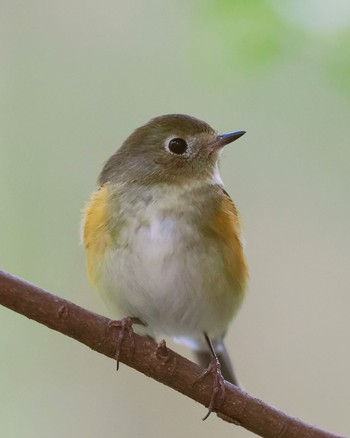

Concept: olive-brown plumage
[[82, 114, 248, 387]]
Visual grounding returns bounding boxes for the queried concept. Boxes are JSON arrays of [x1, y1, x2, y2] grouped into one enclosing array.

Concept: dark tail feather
[[194, 342, 240, 386]]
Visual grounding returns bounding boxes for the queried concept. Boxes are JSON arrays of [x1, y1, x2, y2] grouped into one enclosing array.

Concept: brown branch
[[0, 269, 345, 438]]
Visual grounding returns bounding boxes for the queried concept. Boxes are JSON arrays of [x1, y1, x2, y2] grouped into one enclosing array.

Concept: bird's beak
[[215, 130, 246, 148]]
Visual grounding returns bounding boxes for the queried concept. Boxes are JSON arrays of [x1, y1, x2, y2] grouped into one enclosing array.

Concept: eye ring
[[167, 138, 188, 155]]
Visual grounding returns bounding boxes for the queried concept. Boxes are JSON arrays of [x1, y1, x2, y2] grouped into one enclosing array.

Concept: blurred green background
[[1, 1, 350, 437]]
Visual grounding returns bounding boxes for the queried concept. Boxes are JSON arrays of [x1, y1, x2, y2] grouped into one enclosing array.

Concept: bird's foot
[[194, 355, 226, 420], [106, 317, 144, 370]]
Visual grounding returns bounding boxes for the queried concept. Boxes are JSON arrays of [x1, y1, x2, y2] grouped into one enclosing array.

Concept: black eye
[[168, 138, 188, 155]]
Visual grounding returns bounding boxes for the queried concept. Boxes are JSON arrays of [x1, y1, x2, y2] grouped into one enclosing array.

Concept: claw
[[106, 317, 144, 370], [193, 332, 226, 420], [194, 356, 226, 420]]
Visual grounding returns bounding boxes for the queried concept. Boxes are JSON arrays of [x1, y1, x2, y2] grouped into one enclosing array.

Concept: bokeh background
[[1, 1, 350, 437]]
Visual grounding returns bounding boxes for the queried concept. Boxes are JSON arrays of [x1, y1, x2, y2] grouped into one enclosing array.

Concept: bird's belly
[[98, 216, 242, 343]]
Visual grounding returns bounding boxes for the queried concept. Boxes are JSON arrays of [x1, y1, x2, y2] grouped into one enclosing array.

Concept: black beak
[[216, 130, 246, 147]]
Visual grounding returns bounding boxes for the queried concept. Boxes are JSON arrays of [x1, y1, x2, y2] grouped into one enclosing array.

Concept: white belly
[[98, 212, 241, 345]]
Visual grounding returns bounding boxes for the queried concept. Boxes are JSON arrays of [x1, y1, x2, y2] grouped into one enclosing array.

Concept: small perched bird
[[82, 114, 248, 405]]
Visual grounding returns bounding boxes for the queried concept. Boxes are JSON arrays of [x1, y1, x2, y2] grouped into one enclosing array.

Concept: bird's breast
[[92, 183, 247, 341]]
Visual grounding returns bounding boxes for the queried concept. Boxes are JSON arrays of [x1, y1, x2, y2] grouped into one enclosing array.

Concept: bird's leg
[[194, 332, 226, 421], [106, 317, 145, 370]]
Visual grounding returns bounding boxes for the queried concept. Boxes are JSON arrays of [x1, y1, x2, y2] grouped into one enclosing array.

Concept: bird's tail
[[194, 341, 240, 386]]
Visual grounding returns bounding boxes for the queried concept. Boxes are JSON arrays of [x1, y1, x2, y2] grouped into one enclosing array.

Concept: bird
[[82, 114, 248, 413]]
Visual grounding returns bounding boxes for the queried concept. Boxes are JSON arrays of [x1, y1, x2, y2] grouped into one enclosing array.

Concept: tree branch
[[0, 270, 345, 438]]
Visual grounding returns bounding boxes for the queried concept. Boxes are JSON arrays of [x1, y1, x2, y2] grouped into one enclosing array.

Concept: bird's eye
[[168, 138, 188, 155]]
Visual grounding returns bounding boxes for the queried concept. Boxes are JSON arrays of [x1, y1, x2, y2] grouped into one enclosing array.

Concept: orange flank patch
[[210, 193, 248, 292], [83, 185, 113, 285]]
